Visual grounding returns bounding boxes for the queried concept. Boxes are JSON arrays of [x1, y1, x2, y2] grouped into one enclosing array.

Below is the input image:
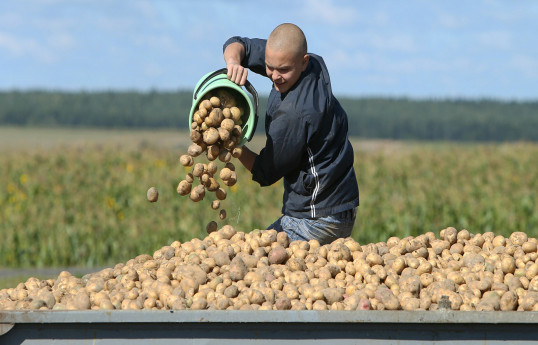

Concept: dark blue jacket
[[224, 37, 359, 219]]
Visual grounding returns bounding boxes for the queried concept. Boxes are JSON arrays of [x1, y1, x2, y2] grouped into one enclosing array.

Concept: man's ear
[[302, 54, 310, 71]]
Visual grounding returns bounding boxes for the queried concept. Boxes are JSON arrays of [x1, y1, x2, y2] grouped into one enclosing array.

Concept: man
[[223, 23, 359, 245]]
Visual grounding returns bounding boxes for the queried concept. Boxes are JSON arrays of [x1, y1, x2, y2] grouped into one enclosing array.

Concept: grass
[[1, 126, 536, 271]]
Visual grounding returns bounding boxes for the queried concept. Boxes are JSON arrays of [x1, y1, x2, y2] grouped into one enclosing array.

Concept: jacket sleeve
[[223, 36, 267, 77], [251, 110, 308, 186]]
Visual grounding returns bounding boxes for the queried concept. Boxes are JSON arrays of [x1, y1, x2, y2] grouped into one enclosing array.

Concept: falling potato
[[147, 187, 158, 202], [176, 90, 247, 213], [215, 187, 227, 200], [206, 221, 217, 234], [180, 154, 194, 167], [211, 200, 220, 210], [176, 180, 192, 196]]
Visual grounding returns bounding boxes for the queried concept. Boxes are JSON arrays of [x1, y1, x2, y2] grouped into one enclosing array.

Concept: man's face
[[265, 47, 309, 93]]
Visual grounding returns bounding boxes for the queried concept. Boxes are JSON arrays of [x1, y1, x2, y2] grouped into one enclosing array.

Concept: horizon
[[1, 88, 536, 103]]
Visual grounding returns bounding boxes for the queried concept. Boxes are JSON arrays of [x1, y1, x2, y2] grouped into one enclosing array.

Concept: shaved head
[[267, 23, 307, 58], [265, 23, 309, 93]]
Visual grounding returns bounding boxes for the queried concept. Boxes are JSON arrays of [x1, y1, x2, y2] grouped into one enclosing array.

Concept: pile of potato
[[177, 89, 245, 229], [1, 227, 538, 311]]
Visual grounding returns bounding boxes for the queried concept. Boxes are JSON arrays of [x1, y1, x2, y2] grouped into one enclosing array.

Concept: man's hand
[[226, 63, 248, 86], [224, 42, 247, 86]]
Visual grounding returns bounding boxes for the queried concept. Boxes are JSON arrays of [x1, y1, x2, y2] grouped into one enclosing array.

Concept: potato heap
[[1, 227, 538, 311], [177, 89, 245, 228]]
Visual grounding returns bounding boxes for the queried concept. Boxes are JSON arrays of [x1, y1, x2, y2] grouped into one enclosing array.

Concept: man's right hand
[[226, 63, 248, 86], [224, 42, 247, 86]]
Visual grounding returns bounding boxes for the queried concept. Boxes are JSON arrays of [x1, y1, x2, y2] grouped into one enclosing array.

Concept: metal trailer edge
[[2, 310, 538, 344]]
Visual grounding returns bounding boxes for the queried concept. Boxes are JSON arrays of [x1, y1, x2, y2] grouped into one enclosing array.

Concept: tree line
[[1, 90, 536, 141]]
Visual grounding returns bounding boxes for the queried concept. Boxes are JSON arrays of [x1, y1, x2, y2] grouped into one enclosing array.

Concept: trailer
[[2, 310, 538, 344]]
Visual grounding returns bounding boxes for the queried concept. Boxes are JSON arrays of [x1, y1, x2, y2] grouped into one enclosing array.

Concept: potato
[[207, 150, 218, 161], [232, 125, 242, 138], [219, 209, 226, 220], [215, 188, 227, 200], [189, 185, 205, 202], [520, 291, 538, 311], [220, 118, 235, 132], [522, 241, 537, 253], [401, 297, 421, 311], [510, 232, 528, 246], [220, 224, 236, 240], [500, 291, 518, 311], [322, 288, 343, 305], [185, 173, 194, 184], [275, 296, 292, 310], [188, 143, 204, 157], [189, 130, 202, 143], [207, 145, 220, 158], [219, 164, 233, 173], [72, 291, 91, 310], [176, 180, 192, 196], [192, 163, 204, 177], [200, 99, 212, 112], [204, 116, 215, 127], [211, 200, 220, 210], [223, 172, 237, 187], [268, 246, 288, 265], [219, 149, 232, 163], [206, 221, 218, 234], [198, 105, 208, 117], [206, 177, 220, 192], [223, 140, 235, 151], [203, 127, 220, 145], [218, 127, 230, 141], [230, 107, 241, 122], [146, 187, 158, 202], [193, 113, 203, 125], [193, 110, 203, 120], [219, 167, 232, 181], [209, 108, 223, 126], [209, 96, 221, 108], [200, 173, 210, 185], [232, 147, 242, 158], [180, 154, 194, 167], [501, 256, 516, 274], [229, 257, 248, 281]]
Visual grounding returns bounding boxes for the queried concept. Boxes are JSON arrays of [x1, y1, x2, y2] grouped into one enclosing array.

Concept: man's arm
[[237, 145, 257, 172], [223, 42, 248, 86], [223, 42, 255, 171]]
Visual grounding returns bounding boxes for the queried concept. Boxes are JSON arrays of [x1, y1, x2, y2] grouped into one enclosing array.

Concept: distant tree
[[0, 91, 536, 141]]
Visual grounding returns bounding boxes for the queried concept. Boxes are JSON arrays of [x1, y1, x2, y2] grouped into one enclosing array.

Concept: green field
[[1, 127, 536, 271]]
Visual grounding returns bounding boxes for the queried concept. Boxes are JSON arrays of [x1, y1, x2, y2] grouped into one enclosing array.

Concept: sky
[[1, 0, 537, 100]]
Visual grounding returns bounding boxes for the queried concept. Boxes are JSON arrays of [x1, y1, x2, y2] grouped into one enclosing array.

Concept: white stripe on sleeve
[[306, 146, 320, 218]]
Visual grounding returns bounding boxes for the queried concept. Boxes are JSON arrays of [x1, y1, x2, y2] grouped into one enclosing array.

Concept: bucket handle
[[194, 68, 259, 143]]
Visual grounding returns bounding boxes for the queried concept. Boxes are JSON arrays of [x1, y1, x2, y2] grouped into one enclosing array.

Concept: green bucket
[[189, 68, 259, 146]]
